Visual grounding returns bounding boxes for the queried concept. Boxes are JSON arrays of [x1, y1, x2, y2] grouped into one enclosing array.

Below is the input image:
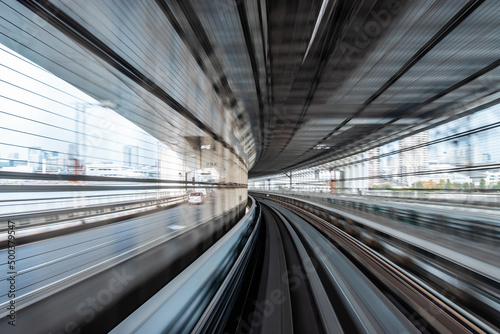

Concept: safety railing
[[110, 196, 261, 334], [255, 191, 500, 244]]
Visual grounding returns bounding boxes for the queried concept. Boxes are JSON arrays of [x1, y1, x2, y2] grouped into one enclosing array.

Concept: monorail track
[[280, 201, 490, 333], [226, 200, 432, 333]]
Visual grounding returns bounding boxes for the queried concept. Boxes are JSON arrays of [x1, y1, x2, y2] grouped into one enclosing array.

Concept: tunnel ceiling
[[4, 0, 500, 178], [171, 0, 500, 178], [246, 0, 500, 177]]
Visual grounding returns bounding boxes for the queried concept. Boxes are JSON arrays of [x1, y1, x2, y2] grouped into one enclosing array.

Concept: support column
[[330, 168, 336, 194], [284, 172, 292, 192]]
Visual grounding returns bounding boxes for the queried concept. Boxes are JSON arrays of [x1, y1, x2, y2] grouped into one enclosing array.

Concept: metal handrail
[[0, 171, 246, 187], [0, 195, 187, 233], [110, 196, 261, 334]]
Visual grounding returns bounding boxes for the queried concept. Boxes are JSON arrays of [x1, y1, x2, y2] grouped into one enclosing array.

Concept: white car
[[188, 192, 204, 205]]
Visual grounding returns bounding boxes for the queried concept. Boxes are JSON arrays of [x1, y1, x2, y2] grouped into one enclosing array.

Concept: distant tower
[[399, 131, 429, 187], [28, 147, 43, 172], [8, 152, 20, 167], [123, 145, 139, 168], [367, 148, 380, 187]]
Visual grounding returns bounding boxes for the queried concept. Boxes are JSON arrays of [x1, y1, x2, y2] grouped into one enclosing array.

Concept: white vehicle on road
[[188, 192, 204, 205]]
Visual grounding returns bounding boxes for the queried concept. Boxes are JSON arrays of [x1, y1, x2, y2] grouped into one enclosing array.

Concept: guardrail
[[0, 195, 187, 233], [259, 192, 500, 244], [110, 196, 261, 334], [0, 171, 247, 238]]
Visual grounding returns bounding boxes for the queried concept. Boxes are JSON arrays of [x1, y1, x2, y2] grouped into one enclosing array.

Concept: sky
[[0, 43, 164, 167]]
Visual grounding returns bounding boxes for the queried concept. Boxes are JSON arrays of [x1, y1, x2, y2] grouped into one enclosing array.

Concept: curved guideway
[[226, 199, 419, 333], [259, 192, 500, 332], [256, 197, 494, 334]]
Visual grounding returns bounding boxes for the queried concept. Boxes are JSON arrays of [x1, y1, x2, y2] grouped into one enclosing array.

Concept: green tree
[[414, 181, 424, 189], [445, 179, 452, 189], [372, 183, 392, 190], [438, 179, 446, 189], [480, 178, 487, 190]]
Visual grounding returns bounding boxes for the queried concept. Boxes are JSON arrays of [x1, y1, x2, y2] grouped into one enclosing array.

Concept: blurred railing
[[252, 191, 500, 245], [0, 171, 246, 239], [251, 187, 500, 207], [110, 196, 261, 333], [0, 194, 187, 236]]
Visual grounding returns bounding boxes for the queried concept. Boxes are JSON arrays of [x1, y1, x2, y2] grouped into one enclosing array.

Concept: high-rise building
[[28, 147, 43, 171], [399, 131, 429, 187], [367, 148, 380, 187], [7, 152, 20, 167], [123, 145, 139, 168]]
